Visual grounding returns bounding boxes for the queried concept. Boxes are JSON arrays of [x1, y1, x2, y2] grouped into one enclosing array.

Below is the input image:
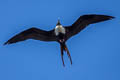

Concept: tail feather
[[60, 43, 72, 66], [64, 44, 72, 65], [60, 44, 65, 67]]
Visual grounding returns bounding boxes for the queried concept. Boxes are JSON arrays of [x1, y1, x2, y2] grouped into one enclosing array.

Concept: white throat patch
[[55, 25, 65, 36]]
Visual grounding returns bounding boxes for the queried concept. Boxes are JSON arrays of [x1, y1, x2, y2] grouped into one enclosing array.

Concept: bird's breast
[[55, 26, 65, 36]]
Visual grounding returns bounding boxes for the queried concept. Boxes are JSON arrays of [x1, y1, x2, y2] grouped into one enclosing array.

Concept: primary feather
[[64, 14, 114, 40], [4, 27, 56, 45]]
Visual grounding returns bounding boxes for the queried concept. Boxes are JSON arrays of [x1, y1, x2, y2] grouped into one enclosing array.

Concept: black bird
[[4, 14, 114, 66]]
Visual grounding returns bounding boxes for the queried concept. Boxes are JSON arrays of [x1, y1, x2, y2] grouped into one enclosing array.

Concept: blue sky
[[0, 0, 120, 80]]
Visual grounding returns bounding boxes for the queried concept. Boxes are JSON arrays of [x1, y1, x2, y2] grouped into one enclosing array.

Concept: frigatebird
[[4, 14, 114, 66]]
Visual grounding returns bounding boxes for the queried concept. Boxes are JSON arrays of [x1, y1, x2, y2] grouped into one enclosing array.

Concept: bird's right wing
[[64, 14, 114, 40], [4, 27, 56, 45]]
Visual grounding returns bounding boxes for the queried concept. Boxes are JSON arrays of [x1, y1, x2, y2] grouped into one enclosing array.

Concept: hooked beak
[[56, 19, 61, 26]]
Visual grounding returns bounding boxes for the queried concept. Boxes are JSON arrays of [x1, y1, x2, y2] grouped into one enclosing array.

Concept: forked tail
[[60, 43, 72, 66]]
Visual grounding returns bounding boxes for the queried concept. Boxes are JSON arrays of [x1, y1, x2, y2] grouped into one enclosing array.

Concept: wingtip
[[104, 15, 115, 21], [3, 43, 6, 45], [3, 40, 12, 45], [3, 42, 8, 45], [110, 16, 115, 19]]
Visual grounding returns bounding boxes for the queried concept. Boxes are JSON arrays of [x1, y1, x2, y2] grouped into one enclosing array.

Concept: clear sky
[[0, 0, 120, 80]]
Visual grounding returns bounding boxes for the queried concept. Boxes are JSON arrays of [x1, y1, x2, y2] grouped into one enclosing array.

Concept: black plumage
[[4, 14, 114, 66]]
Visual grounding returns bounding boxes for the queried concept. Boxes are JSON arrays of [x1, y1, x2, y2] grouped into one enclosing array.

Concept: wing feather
[[4, 27, 56, 45], [65, 14, 114, 40]]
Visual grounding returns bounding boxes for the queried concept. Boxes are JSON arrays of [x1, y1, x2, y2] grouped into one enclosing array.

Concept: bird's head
[[55, 19, 65, 36], [56, 19, 61, 26], [55, 19, 64, 29]]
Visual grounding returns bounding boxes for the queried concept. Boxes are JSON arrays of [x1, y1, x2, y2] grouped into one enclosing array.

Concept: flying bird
[[4, 14, 114, 66]]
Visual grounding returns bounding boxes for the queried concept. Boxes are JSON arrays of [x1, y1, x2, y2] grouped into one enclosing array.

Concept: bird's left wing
[[4, 27, 56, 45], [64, 14, 114, 40]]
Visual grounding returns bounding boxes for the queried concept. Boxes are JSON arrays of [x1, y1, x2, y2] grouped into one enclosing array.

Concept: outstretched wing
[[64, 14, 114, 40], [4, 27, 56, 45]]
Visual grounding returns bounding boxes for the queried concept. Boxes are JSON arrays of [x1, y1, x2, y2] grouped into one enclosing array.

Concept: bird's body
[[55, 21, 66, 43], [4, 14, 114, 66]]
